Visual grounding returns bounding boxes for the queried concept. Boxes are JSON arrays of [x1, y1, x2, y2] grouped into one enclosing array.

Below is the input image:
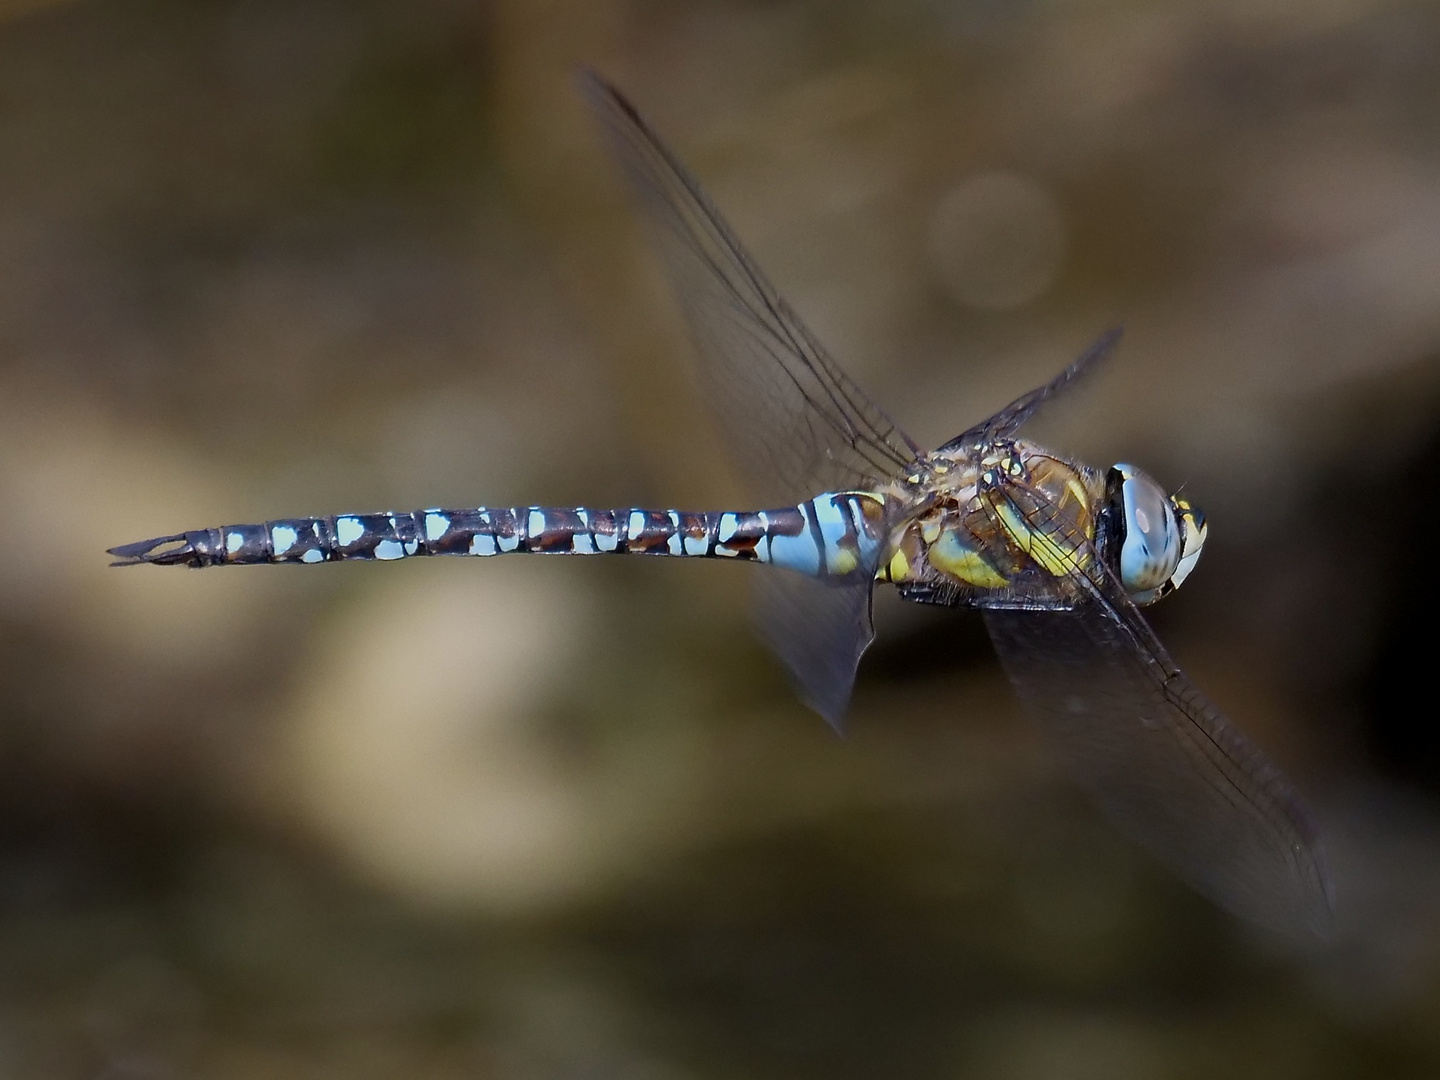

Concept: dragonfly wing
[[940, 327, 1122, 453], [983, 598, 1332, 935], [582, 71, 919, 506], [753, 570, 877, 731], [584, 73, 915, 722]]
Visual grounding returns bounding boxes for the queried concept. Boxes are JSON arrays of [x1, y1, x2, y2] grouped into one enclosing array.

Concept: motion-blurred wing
[[941, 327, 1122, 453], [753, 571, 877, 729], [585, 73, 913, 723], [984, 597, 1332, 935]]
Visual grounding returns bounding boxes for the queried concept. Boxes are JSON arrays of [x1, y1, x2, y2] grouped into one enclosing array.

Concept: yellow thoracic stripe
[[990, 496, 1089, 579], [928, 528, 1007, 589], [880, 547, 911, 583]]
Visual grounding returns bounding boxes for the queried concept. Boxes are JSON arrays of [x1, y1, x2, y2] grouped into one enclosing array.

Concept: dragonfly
[[110, 73, 1331, 936]]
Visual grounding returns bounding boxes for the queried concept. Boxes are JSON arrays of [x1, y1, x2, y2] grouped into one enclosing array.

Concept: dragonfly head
[[1105, 464, 1207, 605]]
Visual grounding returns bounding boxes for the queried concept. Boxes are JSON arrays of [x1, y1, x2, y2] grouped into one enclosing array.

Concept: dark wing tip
[[1030, 324, 1124, 406], [573, 66, 610, 104], [575, 67, 641, 126], [1070, 324, 1124, 377], [939, 326, 1127, 452]]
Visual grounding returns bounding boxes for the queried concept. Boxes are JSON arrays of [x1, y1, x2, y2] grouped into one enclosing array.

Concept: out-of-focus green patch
[[310, 32, 495, 199]]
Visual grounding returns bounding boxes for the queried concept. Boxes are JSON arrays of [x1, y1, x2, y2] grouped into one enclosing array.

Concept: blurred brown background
[[1, 0, 1439, 1076]]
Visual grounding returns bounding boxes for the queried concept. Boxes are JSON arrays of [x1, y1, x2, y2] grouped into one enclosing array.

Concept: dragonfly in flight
[[111, 73, 1331, 936]]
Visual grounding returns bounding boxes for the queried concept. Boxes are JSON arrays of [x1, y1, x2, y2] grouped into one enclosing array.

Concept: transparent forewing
[[940, 328, 1122, 453], [983, 598, 1332, 935], [583, 73, 920, 505]]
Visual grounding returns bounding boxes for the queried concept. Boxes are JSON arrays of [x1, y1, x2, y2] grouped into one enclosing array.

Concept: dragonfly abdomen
[[108, 494, 886, 575]]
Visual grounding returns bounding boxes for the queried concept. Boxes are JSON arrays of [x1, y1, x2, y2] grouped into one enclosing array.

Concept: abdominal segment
[[109, 492, 890, 576]]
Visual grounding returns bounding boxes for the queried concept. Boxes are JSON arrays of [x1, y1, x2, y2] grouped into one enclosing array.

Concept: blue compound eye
[[1111, 463, 1181, 601]]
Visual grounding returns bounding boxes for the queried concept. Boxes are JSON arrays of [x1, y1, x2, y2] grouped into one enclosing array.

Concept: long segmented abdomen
[[108, 493, 887, 578]]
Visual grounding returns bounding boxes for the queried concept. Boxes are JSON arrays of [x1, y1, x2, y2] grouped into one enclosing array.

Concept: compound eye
[[1111, 463, 1180, 598]]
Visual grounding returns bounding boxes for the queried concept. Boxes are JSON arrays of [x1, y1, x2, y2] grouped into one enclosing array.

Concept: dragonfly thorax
[[880, 441, 1104, 607], [878, 442, 1206, 611]]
